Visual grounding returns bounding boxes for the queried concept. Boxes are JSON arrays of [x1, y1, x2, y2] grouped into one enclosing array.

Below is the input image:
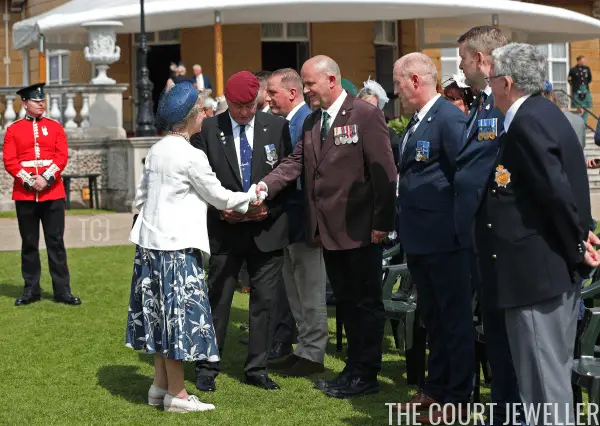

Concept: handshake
[[248, 182, 268, 205], [221, 182, 269, 224]]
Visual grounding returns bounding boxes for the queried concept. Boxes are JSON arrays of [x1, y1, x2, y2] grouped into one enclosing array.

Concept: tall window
[[374, 21, 398, 117], [46, 50, 70, 120], [440, 47, 461, 80], [536, 43, 569, 107], [47, 50, 69, 84]]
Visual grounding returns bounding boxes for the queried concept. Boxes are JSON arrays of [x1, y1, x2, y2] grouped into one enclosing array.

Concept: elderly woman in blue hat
[[126, 82, 261, 413]]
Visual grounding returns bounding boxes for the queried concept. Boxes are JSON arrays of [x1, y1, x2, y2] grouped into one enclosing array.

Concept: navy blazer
[[285, 103, 313, 243], [397, 96, 467, 255], [475, 94, 593, 308], [454, 93, 504, 247]]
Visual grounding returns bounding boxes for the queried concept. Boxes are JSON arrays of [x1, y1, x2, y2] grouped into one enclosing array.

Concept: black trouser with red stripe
[[15, 199, 71, 297]]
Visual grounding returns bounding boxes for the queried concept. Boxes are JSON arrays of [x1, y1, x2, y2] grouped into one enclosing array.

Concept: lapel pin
[[485, 104, 491, 110], [263, 128, 267, 132], [427, 117, 432, 122], [341, 110, 346, 116]]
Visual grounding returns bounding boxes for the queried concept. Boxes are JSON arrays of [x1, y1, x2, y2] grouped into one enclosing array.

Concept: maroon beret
[[225, 71, 260, 104]]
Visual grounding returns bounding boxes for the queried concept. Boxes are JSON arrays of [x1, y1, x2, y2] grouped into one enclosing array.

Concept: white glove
[[247, 184, 268, 202]]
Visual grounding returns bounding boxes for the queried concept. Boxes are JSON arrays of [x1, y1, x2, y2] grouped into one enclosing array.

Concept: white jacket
[[130, 135, 254, 253]]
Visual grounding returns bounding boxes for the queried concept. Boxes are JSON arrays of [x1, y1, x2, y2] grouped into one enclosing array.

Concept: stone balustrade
[[0, 83, 128, 139]]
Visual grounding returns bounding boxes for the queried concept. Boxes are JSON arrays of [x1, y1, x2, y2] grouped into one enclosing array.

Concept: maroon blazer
[[262, 92, 397, 251]]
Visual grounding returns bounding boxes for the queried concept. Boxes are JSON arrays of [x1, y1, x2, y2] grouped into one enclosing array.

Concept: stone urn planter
[[82, 21, 123, 84]]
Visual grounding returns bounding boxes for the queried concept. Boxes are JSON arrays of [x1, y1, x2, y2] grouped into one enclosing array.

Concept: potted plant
[[387, 116, 411, 136]]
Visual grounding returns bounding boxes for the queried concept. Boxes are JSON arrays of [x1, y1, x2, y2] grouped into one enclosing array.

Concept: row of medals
[[335, 134, 358, 145]]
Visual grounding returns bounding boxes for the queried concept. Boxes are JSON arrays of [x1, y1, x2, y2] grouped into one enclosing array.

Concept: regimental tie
[[320, 111, 331, 148], [239, 124, 252, 192], [400, 113, 419, 157]]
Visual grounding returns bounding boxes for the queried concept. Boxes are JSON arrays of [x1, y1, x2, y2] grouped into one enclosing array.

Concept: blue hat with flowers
[[543, 80, 553, 93], [156, 81, 199, 129]]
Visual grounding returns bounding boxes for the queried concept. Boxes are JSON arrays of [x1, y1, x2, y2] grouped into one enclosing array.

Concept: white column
[[3, 95, 16, 129], [63, 93, 77, 128], [21, 49, 29, 85]]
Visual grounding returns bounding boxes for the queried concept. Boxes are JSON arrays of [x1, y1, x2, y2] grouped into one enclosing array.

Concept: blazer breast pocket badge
[[415, 140, 430, 162], [477, 118, 498, 141], [265, 144, 278, 167], [334, 124, 359, 145]]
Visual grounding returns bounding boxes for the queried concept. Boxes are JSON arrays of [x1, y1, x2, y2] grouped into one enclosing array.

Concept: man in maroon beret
[[191, 70, 294, 392]]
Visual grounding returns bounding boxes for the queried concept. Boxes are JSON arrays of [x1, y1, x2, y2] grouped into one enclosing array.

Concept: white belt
[[20, 160, 52, 167]]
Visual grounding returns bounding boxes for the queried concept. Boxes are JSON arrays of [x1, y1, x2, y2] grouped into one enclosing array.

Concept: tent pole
[[214, 11, 223, 97], [39, 35, 45, 83]]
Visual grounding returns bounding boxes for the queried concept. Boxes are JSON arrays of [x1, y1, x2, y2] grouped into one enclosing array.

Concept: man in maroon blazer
[[256, 55, 397, 398]]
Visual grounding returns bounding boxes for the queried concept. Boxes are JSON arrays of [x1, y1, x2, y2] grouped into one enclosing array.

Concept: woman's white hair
[[492, 43, 547, 95], [357, 77, 389, 110]]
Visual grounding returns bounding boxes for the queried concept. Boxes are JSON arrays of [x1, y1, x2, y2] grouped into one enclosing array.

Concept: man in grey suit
[[542, 80, 586, 148], [478, 43, 600, 425], [265, 68, 328, 377]]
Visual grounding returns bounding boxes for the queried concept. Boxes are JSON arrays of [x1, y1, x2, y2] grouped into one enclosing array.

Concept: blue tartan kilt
[[125, 246, 219, 362]]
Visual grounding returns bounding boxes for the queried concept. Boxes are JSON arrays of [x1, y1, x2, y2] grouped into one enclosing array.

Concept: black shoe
[[324, 376, 380, 399], [196, 375, 216, 392], [314, 371, 352, 391], [268, 341, 292, 360], [269, 353, 301, 370], [15, 292, 41, 306], [239, 324, 249, 331], [54, 293, 81, 305], [245, 374, 280, 390], [238, 336, 249, 345]]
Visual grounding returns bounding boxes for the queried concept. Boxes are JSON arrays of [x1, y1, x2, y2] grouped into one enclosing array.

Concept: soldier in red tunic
[[3, 83, 81, 306]]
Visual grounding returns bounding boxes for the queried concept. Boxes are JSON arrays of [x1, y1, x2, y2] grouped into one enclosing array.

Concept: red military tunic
[[3, 115, 68, 202]]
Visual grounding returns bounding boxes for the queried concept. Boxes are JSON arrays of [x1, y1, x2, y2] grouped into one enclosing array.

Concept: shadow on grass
[[97, 365, 154, 405], [0, 282, 54, 300]]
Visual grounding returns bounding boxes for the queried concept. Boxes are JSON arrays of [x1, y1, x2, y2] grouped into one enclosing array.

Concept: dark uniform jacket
[[475, 94, 593, 309]]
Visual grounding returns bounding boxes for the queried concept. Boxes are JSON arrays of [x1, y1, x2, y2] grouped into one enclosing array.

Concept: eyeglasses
[[484, 75, 506, 84]]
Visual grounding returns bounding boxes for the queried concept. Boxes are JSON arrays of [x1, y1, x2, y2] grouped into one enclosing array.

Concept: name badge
[[334, 124, 359, 145], [415, 140, 430, 162], [265, 144, 278, 167]]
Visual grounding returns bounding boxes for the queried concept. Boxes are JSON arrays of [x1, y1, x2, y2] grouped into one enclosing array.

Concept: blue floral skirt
[[125, 247, 219, 362]]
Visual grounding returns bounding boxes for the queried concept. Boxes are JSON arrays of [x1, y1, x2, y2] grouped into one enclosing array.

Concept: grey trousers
[[283, 242, 328, 363], [505, 285, 580, 426]]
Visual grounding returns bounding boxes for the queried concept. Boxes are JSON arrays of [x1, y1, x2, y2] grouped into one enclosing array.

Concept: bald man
[[257, 55, 397, 398], [393, 53, 473, 422]]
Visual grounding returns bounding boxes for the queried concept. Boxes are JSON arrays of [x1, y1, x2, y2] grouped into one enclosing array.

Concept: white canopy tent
[[12, 0, 600, 93], [12, 0, 600, 50]]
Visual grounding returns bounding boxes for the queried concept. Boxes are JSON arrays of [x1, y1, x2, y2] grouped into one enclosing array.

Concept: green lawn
[[0, 209, 115, 219], [0, 245, 490, 425]]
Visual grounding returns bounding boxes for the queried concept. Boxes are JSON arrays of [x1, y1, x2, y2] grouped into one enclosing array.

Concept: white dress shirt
[[130, 135, 253, 253], [286, 101, 306, 121], [321, 90, 347, 130], [230, 114, 256, 178], [196, 74, 205, 89], [401, 93, 441, 154], [504, 94, 531, 133]]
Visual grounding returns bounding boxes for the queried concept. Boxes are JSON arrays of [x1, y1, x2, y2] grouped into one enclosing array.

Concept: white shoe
[[148, 385, 168, 406], [164, 394, 215, 412]]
